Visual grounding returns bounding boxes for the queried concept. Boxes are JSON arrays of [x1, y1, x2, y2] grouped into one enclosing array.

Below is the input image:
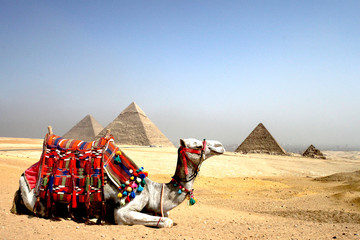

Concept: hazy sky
[[1, 1, 359, 148]]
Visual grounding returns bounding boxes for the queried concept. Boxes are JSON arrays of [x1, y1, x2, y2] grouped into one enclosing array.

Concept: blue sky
[[1, 1, 359, 148]]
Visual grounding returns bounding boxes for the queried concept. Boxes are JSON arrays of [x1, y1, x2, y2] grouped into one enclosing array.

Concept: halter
[[173, 139, 207, 183]]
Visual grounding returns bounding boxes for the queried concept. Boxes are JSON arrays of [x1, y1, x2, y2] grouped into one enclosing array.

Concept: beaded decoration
[[171, 178, 197, 206]]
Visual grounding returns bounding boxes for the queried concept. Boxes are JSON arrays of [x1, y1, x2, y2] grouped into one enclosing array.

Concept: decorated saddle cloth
[[24, 134, 147, 208]]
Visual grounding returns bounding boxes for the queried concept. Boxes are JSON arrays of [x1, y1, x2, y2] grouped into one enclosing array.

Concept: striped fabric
[[25, 133, 147, 209]]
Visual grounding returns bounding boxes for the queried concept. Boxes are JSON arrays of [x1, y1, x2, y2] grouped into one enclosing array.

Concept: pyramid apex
[[63, 114, 104, 142], [121, 102, 147, 116]]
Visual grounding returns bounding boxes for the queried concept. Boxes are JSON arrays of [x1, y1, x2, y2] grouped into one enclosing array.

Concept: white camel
[[12, 132, 225, 228]]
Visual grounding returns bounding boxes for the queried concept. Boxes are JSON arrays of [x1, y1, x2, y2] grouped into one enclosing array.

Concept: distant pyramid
[[303, 145, 326, 159], [96, 102, 174, 147], [235, 123, 286, 155], [63, 114, 104, 142]]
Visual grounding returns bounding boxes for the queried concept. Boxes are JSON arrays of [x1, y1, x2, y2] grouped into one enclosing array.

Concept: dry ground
[[0, 137, 359, 240]]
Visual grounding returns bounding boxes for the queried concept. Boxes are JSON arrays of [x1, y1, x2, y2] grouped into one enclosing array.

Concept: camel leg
[[19, 175, 37, 212], [114, 208, 173, 228]]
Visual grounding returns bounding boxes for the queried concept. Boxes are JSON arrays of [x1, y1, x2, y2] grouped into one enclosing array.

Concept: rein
[[170, 139, 206, 206]]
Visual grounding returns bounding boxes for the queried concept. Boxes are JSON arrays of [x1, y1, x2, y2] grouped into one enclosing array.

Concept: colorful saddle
[[24, 133, 148, 211]]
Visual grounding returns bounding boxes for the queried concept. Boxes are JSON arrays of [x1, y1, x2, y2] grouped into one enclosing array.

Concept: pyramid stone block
[[96, 102, 174, 147], [63, 114, 104, 142], [235, 123, 286, 155]]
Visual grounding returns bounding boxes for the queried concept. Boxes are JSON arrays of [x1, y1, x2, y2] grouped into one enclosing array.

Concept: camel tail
[[10, 188, 21, 214]]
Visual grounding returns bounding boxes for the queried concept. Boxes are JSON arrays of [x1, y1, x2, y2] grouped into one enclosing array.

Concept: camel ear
[[180, 139, 186, 147]]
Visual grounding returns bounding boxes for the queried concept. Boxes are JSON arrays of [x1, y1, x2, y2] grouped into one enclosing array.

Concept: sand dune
[[0, 137, 359, 239]]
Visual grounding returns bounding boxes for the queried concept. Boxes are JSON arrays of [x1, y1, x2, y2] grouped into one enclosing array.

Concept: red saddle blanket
[[24, 133, 147, 208]]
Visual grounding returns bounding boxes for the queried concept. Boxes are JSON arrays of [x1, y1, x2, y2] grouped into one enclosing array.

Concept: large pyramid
[[63, 114, 104, 142], [96, 102, 174, 147], [235, 123, 286, 155], [303, 145, 326, 159]]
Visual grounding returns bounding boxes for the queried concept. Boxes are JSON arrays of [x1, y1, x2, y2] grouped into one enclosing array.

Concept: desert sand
[[0, 137, 359, 240]]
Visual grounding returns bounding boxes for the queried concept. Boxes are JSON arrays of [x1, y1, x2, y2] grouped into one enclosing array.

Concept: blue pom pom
[[178, 189, 182, 194], [123, 191, 128, 196], [137, 186, 144, 192], [139, 173, 146, 179], [130, 191, 136, 198]]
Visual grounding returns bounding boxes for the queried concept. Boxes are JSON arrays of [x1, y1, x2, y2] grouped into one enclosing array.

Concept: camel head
[[180, 138, 225, 158], [175, 138, 225, 180]]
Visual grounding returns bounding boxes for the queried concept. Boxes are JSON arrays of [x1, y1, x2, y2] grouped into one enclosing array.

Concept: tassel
[[98, 179, 101, 189], [125, 196, 130, 203], [85, 176, 90, 192], [48, 175, 54, 192], [189, 197, 196, 206], [120, 198, 126, 206], [178, 189, 182, 194], [72, 191, 77, 208], [43, 177, 48, 187], [137, 186, 144, 192], [130, 191, 136, 198]]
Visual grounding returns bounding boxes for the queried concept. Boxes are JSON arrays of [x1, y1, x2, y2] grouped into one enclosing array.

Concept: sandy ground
[[0, 137, 360, 240]]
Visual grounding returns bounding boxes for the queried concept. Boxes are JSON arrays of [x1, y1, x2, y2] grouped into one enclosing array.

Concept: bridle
[[157, 139, 207, 223], [172, 139, 207, 183]]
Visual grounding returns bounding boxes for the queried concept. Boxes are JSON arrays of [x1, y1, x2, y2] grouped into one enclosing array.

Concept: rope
[[160, 183, 165, 217], [156, 183, 165, 227]]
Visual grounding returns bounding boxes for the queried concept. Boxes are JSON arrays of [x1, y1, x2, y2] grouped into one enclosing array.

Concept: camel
[[12, 127, 225, 228]]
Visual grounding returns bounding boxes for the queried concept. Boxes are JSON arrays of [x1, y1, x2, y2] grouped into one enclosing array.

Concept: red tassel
[[126, 196, 130, 203], [72, 191, 77, 208]]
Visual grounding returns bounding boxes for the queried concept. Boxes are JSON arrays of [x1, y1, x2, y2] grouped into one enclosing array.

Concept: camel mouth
[[207, 140, 225, 154]]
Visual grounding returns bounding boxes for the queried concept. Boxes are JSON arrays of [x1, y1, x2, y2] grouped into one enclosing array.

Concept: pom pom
[[129, 169, 133, 174], [116, 150, 122, 155], [144, 171, 148, 177], [125, 180, 130, 185], [178, 189, 182, 194], [126, 196, 130, 202], [130, 176, 135, 181], [189, 198, 196, 206], [173, 183, 178, 187], [127, 187, 132, 192], [139, 174, 146, 179], [117, 192, 123, 198], [141, 179, 146, 185], [131, 183, 138, 188], [123, 191, 128, 196], [114, 155, 121, 163], [137, 186, 144, 192], [136, 177, 142, 183], [130, 191, 136, 198], [120, 199, 126, 206], [121, 184, 126, 188]]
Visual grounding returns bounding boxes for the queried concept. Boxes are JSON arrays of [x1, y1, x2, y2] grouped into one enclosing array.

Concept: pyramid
[[96, 102, 174, 147], [235, 123, 286, 155], [303, 145, 326, 159], [62, 114, 104, 142]]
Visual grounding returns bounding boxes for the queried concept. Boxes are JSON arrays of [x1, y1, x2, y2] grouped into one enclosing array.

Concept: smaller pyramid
[[63, 114, 104, 142], [235, 123, 286, 155], [96, 102, 174, 147], [303, 145, 326, 159]]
